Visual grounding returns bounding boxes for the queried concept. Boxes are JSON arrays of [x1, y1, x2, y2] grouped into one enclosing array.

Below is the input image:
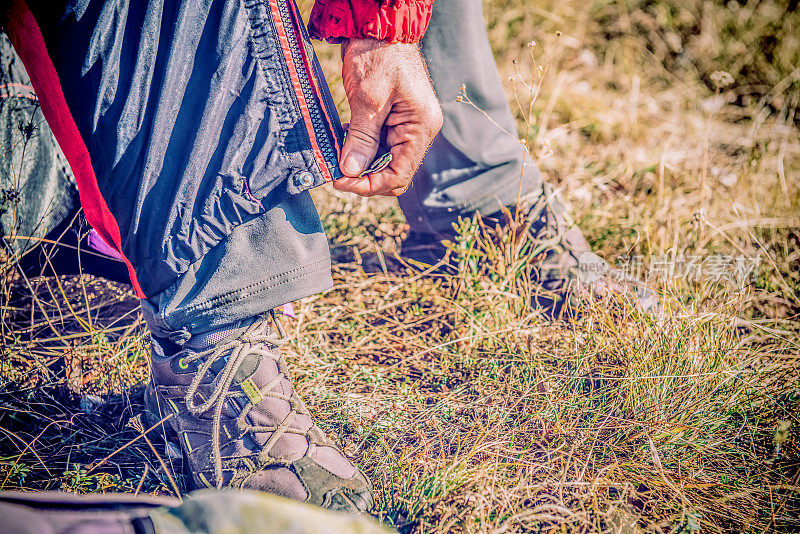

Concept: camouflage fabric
[[0, 489, 390, 534], [150, 490, 391, 534]]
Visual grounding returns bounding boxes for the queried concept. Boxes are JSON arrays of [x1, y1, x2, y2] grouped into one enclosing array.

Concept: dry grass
[[1, 0, 799, 532]]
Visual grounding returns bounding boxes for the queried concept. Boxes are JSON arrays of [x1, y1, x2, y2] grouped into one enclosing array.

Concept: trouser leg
[[399, 0, 544, 235], [8, 0, 341, 342], [141, 191, 332, 342], [0, 33, 77, 258]]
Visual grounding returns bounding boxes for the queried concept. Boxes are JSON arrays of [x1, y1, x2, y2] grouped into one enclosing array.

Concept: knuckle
[[350, 87, 384, 113], [347, 126, 380, 145], [390, 184, 410, 197], [393, 176, 413, 192], [433, 110, 444, 131], [413, 103, 442, 140], [428, 104, 444, 133]]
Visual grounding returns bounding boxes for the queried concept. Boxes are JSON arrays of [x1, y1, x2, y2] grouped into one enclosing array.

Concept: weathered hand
[[334, 38, 442, 197]]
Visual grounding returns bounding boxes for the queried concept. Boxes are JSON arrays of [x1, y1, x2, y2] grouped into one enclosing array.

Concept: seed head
[[710, 71, 734, 89]]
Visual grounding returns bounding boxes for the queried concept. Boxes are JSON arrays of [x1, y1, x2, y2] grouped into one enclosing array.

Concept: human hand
[[334, 38, 442, 197]]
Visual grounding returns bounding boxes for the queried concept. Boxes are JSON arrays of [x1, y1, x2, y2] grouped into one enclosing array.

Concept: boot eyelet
[[178, 357, 189, 370]]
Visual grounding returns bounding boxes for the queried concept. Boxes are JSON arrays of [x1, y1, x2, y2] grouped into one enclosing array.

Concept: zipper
[[270, 0, 343, 182]]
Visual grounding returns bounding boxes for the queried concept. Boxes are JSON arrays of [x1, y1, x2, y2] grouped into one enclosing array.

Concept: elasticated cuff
[[308, 0, 435, 44]]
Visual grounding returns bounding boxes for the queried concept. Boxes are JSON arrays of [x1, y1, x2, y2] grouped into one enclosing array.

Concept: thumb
[[340, 110, 385, 177]]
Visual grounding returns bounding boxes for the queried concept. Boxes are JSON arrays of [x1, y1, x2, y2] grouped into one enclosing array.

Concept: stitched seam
[[179, 258, 329, 315]]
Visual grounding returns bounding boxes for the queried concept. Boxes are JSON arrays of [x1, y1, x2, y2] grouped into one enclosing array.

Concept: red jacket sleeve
[[308, 0, 435, 44]]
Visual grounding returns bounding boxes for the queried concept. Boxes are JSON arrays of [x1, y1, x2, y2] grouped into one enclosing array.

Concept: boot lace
[[181, 311, 311, 488]]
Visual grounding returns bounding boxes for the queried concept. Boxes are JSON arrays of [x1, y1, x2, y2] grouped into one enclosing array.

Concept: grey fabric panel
[[0, 33, 77, 257], [0, 502, 57, 534], [44, 0, 339, 296], [400, 0, 543, 234], [141, 189, 331, 340]]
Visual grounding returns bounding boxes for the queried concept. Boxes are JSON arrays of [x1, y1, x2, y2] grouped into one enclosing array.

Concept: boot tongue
[[184, 315, 263, 349], [233, 354, 260, 382], [193, 347, 259, 384], [150, 335, 182, 361], [184, 324, 244, 351], [170, 318, 261, 382], [174, 317, 271, 399]]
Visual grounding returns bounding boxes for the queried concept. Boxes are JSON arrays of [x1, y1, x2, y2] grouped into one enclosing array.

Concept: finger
[[367, 130, 424, 188], [331, 176, 376, 196], [340, 95, 389, 177], [331, 171, 401, 196], [386, 181, 412, 197], [332, 162, 407, 196], [378, 101, 442, 183], [334, 127, 422, 197]]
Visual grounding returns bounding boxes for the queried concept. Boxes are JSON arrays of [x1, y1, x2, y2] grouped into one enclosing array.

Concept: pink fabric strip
[[87, 229, 125, 261]]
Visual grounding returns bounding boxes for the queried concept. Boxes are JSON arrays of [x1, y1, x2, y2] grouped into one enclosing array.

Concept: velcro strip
[[240, 378, 263, 405]]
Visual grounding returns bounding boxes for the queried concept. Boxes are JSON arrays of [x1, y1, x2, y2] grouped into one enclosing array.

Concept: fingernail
[[341, 153, 368, 177]]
